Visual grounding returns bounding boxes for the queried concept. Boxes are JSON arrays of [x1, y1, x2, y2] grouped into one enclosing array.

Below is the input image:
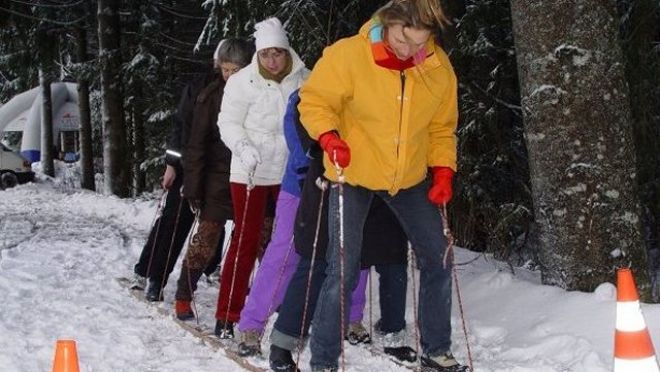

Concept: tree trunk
[[132, 89, 145, 195], [37, 25, 57, 178], [39, 68, 55, 177], [97, 0, 128, 197], [124, 105, 134, 195], [75, 27, 96, 191], [510, 1, 651, 297]]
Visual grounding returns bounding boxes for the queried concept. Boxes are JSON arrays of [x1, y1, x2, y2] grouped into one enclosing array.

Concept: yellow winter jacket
[[299, 21, 458, 195]]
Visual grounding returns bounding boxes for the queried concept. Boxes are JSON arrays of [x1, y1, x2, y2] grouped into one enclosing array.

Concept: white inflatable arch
[[0, 83, 80, 162]]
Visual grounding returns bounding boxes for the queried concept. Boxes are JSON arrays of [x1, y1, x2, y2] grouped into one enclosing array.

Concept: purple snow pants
[[238, 190, 369, 332]]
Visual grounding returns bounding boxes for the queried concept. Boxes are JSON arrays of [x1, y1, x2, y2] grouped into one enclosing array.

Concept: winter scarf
[[368, 16, 428, 71]]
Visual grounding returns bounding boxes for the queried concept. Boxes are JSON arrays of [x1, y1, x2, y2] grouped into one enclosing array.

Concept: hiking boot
[[215, 320, 234, 339], [237, 330, 261, 357], [420, 352, 470, 371], [269, 344, 300, 372], [311, 367, 338, 372], [145, 279, 164, 302], [175, 300, 194, 321], [346, 322, 371, 345], [129, 273, 146, 290], [384, 346, 417, 362]]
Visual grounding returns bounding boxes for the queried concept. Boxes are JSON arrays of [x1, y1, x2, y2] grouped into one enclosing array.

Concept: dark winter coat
[[182, 75, 233, 222], [293, 123, 408, 267], [165, 73, 217, 168]]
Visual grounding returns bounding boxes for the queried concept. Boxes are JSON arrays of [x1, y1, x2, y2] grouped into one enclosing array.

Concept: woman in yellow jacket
[[299, 0, 467, 371]]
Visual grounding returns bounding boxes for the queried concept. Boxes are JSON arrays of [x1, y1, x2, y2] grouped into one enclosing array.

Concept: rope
[[158, 192, 185, 300], [408, 243, 422, 369], [260, 235, 296, 340], [217, 221, 235, 277], [223, 175, 254, 334], [296, 178, 328, 367], [368, 267, 373, 340], [439, 204, 474, 371], [144, 190, 167, 282], [186, 212, 201, 325], [333, 155, 347, 372]]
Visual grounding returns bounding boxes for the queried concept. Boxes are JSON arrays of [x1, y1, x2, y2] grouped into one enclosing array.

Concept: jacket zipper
[[394, 70, 406, 189]]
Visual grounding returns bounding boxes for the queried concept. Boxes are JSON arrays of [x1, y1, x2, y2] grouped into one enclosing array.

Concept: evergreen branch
[[154, 2, 207, 20], [158, 31, 199, 47], [277, 0, 325, 48], [194, 0, 219, 52], [0, 5, 87, 26], [470, 81, 522, 116], [7, 0, 86, 8]]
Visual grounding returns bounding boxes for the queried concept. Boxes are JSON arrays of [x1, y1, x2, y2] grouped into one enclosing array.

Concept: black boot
[[145, 279, 164, 302], [384, 346, 417, 362], [420, 352, 470, 372], [214, 320, 234, 339], [269, 344, 300, 372], [237, 330, 261, 357], [346, 322, 371, 345]]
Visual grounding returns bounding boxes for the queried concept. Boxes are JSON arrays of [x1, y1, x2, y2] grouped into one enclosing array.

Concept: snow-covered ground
[[1, 178, 659, 372]]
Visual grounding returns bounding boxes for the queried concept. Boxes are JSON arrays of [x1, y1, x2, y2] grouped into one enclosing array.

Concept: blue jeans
[[375, 263, 407, 334], [310, 180, 452, 369]]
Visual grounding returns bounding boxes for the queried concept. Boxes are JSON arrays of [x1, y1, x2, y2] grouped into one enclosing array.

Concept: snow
[[1, 180, 659, 372], [605, 190, 620, 199], [529, 85, 567, 105], [554, 44, 592, 67], [147, 110, 173, 123], [563, 183, 587, 195]]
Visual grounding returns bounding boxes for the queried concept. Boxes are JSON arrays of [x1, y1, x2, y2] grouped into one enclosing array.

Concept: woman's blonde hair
[[375, 0, 449, 31]]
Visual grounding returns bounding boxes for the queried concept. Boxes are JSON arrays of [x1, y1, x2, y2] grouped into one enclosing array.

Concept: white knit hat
[[253, 18, 289, 52]]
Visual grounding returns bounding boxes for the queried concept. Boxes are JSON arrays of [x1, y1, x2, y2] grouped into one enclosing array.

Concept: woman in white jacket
[[214, 17, 309, 338]]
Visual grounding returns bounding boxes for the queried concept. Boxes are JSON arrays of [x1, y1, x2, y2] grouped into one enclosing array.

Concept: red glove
[[428, 167, 454, 205], [318, 131, 350, 168]]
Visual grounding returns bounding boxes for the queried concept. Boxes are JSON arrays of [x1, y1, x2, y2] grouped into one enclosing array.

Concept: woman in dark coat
[[173, 38, 254, 320]]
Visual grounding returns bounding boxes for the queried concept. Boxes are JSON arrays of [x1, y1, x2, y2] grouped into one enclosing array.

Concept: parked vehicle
[[0, 143, 34, 189]]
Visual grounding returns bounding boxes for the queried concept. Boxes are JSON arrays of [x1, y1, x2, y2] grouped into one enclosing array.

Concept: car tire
[[1, 172, 19, 189]]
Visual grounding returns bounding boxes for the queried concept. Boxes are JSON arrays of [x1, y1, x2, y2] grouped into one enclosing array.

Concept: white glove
[[236, 140, 261, 173]]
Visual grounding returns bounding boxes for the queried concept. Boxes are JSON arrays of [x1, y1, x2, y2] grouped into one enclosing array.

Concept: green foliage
[[1, 0, 655, 263], [617, 0, 660, 254], [206, 0, 384, 65], [0, 5, 39, 102], [446, 0, 533, 263]]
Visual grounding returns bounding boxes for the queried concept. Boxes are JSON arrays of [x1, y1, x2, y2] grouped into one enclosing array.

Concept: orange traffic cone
[[52, 339, 80, 372], [614, 268, 660, 372]]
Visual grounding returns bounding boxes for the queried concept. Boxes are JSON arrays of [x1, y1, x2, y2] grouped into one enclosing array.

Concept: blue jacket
[[281, 90, 309, 197]]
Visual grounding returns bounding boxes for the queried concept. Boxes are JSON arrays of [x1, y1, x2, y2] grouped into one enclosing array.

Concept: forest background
[[0, 0, 658, 300]]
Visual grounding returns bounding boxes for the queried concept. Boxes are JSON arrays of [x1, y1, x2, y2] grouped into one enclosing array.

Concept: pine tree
[[445, 0, 531, 263], [98, 0, 129, 196]]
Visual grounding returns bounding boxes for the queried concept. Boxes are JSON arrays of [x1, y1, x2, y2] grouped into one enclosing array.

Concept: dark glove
[[318, 131, 350, 168], [427, 167, 454, 205]]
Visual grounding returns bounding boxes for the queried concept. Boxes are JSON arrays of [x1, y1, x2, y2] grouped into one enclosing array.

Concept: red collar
[[372, 40, 416, 71]]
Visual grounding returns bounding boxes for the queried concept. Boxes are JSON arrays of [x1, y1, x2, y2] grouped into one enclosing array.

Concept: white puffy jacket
[[218, 49, 309, 185]]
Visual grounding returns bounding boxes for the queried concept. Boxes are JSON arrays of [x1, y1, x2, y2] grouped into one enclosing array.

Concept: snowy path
[[0, 184, 416, 371], [0, 184, 246, 371], [1, 182, 658, 371]]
